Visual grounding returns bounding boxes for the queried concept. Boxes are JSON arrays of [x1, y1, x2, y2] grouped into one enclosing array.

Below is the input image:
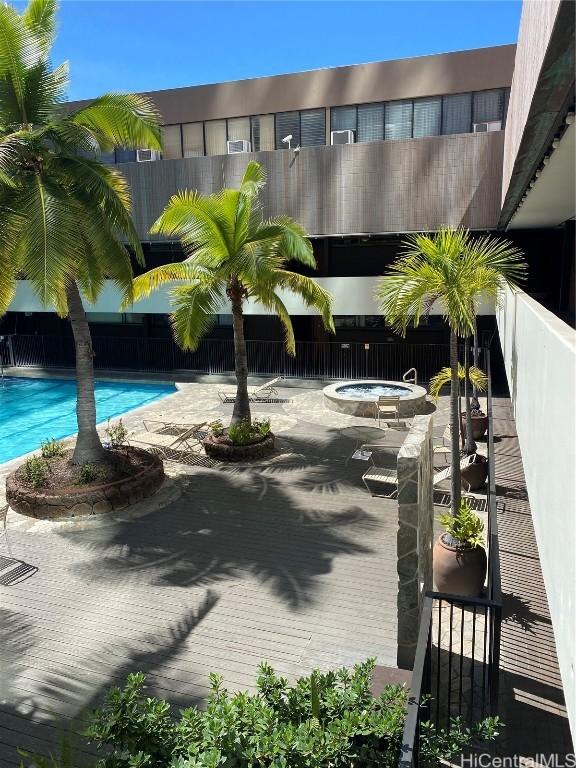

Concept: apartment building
[[5, 44, 516, 348]]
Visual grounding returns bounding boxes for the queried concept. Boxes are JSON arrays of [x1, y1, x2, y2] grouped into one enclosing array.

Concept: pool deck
[[0, 382, 405, 765]]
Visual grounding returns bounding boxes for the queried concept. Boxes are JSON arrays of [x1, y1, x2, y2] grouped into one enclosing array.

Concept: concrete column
[[396, 413, 434, 668]]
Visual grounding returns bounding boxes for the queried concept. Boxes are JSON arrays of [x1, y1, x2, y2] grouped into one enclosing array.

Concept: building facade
[[4, 45, 516, 350]]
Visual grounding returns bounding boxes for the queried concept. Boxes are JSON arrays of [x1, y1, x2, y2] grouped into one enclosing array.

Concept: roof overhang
[[508, 119, 575, 229], [499, 0, 575, 229]]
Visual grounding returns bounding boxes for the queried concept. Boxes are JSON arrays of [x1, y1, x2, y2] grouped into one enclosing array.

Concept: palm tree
[[128, 161, 334, 425], [0, 0, 161, 464], [376, 228, 525, 515]]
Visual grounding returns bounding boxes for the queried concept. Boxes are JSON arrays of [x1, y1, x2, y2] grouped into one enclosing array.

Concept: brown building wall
[[120, 131, 505, 238], [70, 46, 516, 124]]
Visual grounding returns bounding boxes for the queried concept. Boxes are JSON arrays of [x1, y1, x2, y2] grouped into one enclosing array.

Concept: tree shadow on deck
[[0, 592, 219, 767], [59, 465, 379, 611]]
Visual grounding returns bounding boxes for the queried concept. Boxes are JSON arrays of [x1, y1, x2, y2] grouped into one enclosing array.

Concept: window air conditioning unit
[[227, 139, 252, 154], [136, 149, 161, 162], [331, 129, 355, 145], [473, 121, 502, 133]]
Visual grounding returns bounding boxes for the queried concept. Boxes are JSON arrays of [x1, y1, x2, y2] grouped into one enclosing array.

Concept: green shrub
[[228, 418, 271, 445], [208, 419, 224, 437], [78, 463, 99, 485], [253, 417, 271, 437], [22, 456, 48, 489], [40, 438, 65, 459], [81, 660, 501, 768], [439, 499, 485, 548], [104, 418, 129, 449]]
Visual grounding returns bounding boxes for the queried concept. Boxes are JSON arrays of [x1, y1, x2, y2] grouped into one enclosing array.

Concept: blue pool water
[[335, 383, 412, 400], [0, 377, 176, 464]]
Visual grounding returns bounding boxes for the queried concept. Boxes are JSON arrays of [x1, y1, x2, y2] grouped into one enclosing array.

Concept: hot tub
[[323, 380, 428, 418]]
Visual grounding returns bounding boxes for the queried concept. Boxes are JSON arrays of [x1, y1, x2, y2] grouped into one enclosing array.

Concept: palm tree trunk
[[230, 284, 251, 425], [463, 336, 477, 454], [66, 281, 106, 465], [450, 330, 462, 516]]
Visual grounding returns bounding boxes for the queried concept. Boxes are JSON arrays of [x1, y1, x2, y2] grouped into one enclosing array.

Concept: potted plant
[[429, 363, 489, 490], [433, 500, 487, 596], [461, 399, 489, 440], [202, 418, 275, 462]]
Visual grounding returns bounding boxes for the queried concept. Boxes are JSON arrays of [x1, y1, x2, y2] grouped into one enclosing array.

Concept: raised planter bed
[[203, 432, 275, 462], [6, 447, 164, 520]]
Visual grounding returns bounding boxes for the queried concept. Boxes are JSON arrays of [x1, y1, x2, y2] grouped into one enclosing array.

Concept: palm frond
[[128, 262, 214, 307], [70, 93, 161, 152], [269, 215, 316, 267], [250, 287, 296, 355], [50, 155, 142, 258], [429, 364, 488, 400], [0, 3, 41, 123], [12, 172, 78, 308], [169, 281, 225, 351], [22, 0, 57, 55], [274, 270, 334, 333], [240, 160, 267, 196], [151, 190, 232, 266]]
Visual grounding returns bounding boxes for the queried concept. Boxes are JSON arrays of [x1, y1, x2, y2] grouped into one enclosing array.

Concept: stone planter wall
[[6, 448, 164, 520], [396, 413, 434, 668], [203, 433, 275, 462]]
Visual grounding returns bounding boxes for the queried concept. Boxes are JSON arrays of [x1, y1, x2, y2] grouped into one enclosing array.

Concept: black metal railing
[[2, 334, 455, 383], [399, 347, 502, 767]]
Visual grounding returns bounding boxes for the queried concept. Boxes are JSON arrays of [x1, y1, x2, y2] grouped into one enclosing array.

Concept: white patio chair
[[375, 395, 401, 426], [218, 377, 284, 404]]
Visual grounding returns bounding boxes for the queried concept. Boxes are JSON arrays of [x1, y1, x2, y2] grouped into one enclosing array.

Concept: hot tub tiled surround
[[323, 380, 428, 418]]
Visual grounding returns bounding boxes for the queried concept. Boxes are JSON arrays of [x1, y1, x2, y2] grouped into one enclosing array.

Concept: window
[[473, 89, 504, 125], [275, 111, 301, 149], [85, 313, 143, 325], [331, 105, 357, 133], [357, 103, 384, 142], [227, 116, 250, 143], [161, 125, 182, 159], [300, 108, 325, 146], [115, 148, 137, 163], [413, 97, 441, 138], [442, 93, 472, 135], [385, 101, 413, 140], [204, 119, 227, 156], [251, 114, 275, 151], [182, 122, 204, 157]]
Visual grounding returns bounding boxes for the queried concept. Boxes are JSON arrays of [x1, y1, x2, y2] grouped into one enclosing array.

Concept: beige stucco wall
[[120, 132, 505, 239], [496, 287, 576, 738], [502, 0, 562, 203]]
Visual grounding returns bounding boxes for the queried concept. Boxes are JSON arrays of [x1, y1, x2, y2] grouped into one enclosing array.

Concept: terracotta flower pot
[[461, 453, 488, 491], [433, 534, 487, 596], [461, 412, 488, 440]]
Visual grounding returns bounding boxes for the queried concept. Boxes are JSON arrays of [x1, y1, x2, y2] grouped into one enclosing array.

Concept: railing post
[[6, 335, 14, 367]]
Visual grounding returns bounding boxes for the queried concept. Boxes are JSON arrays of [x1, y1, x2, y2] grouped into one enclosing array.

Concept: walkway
[[0, 383, 403, 765], [493, 396, 573, 759]]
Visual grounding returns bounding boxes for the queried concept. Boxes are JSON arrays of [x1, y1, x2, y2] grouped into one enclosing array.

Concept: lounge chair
[[375, 395, 401, 426], [130, 421, 211, 465], [362, 453, 476, 501], [218, 377, 284, 404]]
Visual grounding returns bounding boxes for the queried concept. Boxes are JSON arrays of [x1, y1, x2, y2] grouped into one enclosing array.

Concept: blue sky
[[50, 1, 522, 101]]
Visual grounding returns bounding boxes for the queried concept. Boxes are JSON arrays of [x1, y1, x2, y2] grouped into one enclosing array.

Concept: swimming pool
[[0, 377, 176, 464]]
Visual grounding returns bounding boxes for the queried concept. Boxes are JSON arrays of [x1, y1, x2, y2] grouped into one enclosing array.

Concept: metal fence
[[1, 334, 455, 383], [398, 348, 502, 767]]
